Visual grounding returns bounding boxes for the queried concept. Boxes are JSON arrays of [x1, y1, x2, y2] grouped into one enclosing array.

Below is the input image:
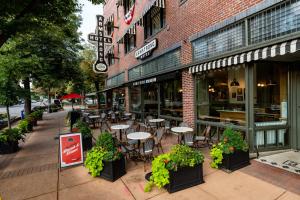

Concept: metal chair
[[164, 120, 171, 137], [195, 125, 212, 148], [141, 138, 155, 172], [119, 142, 138, 166], [179, 122, 189, 127], [125, 128, 138, 146], [154, 128, 164, 153], [183, 132, 195, 147]]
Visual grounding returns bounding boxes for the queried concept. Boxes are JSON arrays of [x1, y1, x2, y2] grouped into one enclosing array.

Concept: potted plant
[[73, 120, 93, 151], [26, 114, 37, 127], [85, 132, 126, 181], [210, 127, 250, 171], [145, 145, 205, 193], [0, 128, 25, 154], [17, 119, 29, 134]]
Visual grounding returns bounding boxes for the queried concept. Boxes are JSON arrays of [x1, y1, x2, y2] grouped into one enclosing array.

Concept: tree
[[79, 44, 106, 109], [0, 0, 104, 48], [0, 59, 23, 129]]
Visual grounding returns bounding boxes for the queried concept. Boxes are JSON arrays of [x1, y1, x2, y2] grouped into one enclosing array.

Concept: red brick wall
[[103, 0, 263, 125]]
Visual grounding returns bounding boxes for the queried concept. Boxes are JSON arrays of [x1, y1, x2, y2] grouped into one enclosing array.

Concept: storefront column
[[182, 69, 195, 128], [125, 87, 130, 112]]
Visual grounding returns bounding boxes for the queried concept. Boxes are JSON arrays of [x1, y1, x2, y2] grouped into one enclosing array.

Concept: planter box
[[27, 123, 33, 132], [82, 136, 93, 151], [100, 156, 126, 182], [165, 163, 204, 193], [0, 141, 19, 154], [222, 150, 250, 171]]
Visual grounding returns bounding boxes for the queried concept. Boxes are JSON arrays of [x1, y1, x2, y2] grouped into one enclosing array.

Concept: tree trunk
[[94, 81, 101, 110], [48, 88, 51, 113], [23, 77, 31, 116], [6, 105, 11, 129]]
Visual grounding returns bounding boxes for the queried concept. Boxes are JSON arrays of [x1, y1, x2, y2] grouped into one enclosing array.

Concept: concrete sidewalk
[[0, 111, 299, 200]]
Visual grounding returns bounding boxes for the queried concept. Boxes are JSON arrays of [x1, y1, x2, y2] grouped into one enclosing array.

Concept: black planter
[[100, 156, 126, 182], [0, 141, 19, 154], [70, 111, 81, 130], [27, 123, 33, 132], [82, 136, 93, 151], [165, 163, 204, 193], [33, 120, 38, 126], [222, 150, 250, 171]]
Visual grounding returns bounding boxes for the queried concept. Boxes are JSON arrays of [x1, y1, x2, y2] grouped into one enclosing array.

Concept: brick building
[[100, 0, 300, 152]]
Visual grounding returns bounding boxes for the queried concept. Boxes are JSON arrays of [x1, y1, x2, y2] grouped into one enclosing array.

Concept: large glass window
[[144, 6, 165, 39], [196, 66, 246, 126], [160, 79, 183, 117], [254, 63, 288, 147], [130, 86, 141, 112], [113, 88, 125, 111], [124, 33, 136, 54], [142, 83, 158, 116]]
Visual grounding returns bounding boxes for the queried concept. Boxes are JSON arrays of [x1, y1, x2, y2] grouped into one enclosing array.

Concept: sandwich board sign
[[59, 133, 83, 168]]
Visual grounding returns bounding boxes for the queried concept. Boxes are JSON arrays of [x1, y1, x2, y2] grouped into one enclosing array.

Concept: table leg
[[120, 130, 122, 141]]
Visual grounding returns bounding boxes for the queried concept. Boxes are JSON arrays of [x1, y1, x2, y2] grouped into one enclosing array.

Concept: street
[[0, 102, 41, 118]]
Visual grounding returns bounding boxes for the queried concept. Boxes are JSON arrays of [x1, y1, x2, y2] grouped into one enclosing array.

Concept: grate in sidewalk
[[0, 163, 58, 180]]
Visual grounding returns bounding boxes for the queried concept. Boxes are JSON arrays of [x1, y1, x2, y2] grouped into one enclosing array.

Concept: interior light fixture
[[230, 70, 240, 87]]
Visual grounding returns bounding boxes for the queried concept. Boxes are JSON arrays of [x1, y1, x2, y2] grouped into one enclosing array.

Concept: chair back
[[132, 113, 136, 120], [143, 138, 155, 154], [126, 128, 135, 135], [203, 126, 211, 137], [183, 132, 194, 146], [101, 113, 106, 119], [126, 120, 134, 127], [179, 122, 189, 127], [164, 120, 171, 128], [155, 128, 164, 142]]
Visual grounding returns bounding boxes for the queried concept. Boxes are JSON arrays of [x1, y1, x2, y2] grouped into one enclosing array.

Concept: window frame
[[144, 6, 165, 39], [124, 33, 136, 54]]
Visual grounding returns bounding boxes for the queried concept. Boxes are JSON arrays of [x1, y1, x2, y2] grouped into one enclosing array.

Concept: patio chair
[[179, 122, 189, 127], [194, 126, 212, 148], [126, 120, 134, 128], [119, 142, 138, 166], [164, 120, 171, 137], [140, 138, 155, 172], [154, 128, 164, 153], [145, 116, 156, 131], [110, 113, 117, 123], [182, 132, 195, 147]]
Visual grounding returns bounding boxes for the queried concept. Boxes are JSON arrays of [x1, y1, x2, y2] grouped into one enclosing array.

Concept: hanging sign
[[124, 4, 135, 25], [59, 133, 83, 168], [88, 15, 112, 73], [135, 39, 157, 59]]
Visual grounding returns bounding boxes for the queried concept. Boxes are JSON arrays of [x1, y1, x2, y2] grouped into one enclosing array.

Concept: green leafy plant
[[85, 132, 122, 177], [17, 119, 29, 134], [210, 144, 223, 169], [84, 147, 106, 177], [210, 127, 248, 169], [0, 128, 25, 143], [145, 145, 204, 192], [73, 120, 92, 139], [96, 131, 115, 151]]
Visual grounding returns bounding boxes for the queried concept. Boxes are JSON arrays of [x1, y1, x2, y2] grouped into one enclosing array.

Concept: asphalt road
[[0, 102, 41, 117]]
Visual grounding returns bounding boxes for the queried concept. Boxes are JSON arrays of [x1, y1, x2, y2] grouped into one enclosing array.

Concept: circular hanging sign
[[93, 61, 107, 73]]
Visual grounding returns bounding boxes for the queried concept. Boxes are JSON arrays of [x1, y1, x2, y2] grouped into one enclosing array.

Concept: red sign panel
[[59, 133, 83, 168]]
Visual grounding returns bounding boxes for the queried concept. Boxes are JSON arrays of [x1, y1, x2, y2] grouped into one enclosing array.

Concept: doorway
[[291, 69, 300, 150]]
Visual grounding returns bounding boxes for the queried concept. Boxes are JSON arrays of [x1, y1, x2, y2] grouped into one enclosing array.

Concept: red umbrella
[[60, 93, 85, 109]]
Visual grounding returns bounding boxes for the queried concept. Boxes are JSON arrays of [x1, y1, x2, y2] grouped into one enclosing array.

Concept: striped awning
[[189, 39, 300, 74], [118, 24, 136, 43], [116, 0, 123, 6], [116, 0, 165, 43]]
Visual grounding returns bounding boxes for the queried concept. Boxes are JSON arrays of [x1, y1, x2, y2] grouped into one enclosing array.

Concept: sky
[[78, 0, 103, 43]]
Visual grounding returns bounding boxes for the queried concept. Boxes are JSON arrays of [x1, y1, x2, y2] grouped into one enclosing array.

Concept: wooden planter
[[222, 150, 250, 171], [165, 163, 204, 193], [100, 156, 126, 182], [82, 136, 93, 151], [0, 141, 19, 154]]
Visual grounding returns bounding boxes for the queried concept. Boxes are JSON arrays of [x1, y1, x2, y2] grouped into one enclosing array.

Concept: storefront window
[[113, 88, 125, 111], [160, 79, 183, 117], [130, 86, 141, 112], [254, 63, 288, 147], [196, 66, 246, 126], [143, 83, 158, 116]]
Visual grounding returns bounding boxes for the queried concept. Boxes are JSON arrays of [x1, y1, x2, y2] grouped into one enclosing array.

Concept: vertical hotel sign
[[88, 15, 112, 73], [59, 133, 83, 168]]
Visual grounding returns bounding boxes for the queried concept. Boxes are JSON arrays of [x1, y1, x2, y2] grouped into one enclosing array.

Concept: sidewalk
[[0, 111, 299, 200]]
